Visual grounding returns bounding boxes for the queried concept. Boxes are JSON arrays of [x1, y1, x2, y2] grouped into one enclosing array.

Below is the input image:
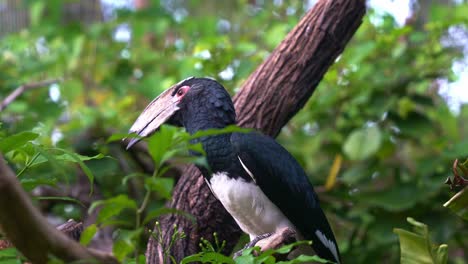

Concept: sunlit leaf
[[0, 132, 38, 154]]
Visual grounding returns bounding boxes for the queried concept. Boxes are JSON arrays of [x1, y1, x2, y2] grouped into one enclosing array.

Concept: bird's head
[[127, 77, 236, 149]]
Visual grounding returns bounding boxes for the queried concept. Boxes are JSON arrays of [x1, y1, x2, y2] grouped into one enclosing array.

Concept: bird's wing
[[231, 132, 341, 263]]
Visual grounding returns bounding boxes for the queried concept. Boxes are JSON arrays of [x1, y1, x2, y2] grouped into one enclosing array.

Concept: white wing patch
[[209, 172, 294, 238], [237, 156, 256, 183], [315, 230, 340, 264]]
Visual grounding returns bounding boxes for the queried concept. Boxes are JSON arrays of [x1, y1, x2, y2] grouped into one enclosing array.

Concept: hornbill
[[127, 77, 341, 263]]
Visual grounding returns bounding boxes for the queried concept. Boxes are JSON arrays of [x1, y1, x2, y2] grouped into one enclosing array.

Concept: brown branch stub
[[57, 219, 84, 241], [0, 78, 62, 111], [0, 154, 119, 264], [146, 0, 366, 263]]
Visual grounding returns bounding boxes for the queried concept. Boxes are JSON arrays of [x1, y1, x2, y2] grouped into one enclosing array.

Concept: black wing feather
[[231, 132, 341, 263]]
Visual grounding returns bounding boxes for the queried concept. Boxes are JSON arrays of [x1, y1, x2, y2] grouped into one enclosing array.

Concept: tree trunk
[[146, 0, 366, 263]]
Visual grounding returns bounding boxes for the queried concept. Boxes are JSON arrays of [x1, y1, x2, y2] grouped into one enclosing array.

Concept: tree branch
[[147, 0, 366, 263], [0, 78, 62, 111], [0, 154, 118, 264]]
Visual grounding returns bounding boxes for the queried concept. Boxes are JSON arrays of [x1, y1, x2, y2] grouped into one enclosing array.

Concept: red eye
[[176, 86, 190, 97]]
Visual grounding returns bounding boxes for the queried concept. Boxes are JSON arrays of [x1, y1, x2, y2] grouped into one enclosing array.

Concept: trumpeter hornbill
[[127, 77, 341, 263]]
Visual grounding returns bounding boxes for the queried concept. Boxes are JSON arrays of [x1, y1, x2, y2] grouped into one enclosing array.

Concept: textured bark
[[146, 0, 366, 263]]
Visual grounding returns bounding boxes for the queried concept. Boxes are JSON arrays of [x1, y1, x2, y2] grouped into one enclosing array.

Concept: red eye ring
[[176, 86, 190, 97]]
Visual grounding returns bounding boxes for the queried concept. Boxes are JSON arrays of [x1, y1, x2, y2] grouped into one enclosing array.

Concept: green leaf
[[90, 195, 137, 224], [233, 252, 255, 264], [444, 187, 468, 220], [187, 125, 251, 141], [34, 196, 85, 207], [80, 224, 97, 246], [274, 240, 311, 255], [121, 172, 148, 186], [393, 217, 448, 264], [343, 126, 382, 161], [35, 149, 107, 194], [147, 126, 177, 167], [0, 247, 20, 259], [144, 177, 174, 199], [277, 254, 327, 264], [0, 132, 38, 154], [181, 252, 235, 264]]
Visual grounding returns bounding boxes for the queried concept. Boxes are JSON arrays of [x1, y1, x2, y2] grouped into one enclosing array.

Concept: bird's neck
[[183, 117, 235, 176], [197, 133, 234, 175]]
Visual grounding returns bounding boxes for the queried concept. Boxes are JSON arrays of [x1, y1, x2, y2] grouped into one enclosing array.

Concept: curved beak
[[126, 85, 179, 149]]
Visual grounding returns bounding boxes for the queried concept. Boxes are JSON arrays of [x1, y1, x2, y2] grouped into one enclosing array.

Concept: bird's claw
[[233, 233, 273, 258]]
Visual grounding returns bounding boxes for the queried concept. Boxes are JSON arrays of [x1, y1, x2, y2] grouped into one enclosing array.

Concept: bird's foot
[[233, 233, 273, 258]]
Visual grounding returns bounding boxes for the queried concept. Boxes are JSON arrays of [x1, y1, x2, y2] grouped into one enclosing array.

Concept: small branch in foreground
[[0, 154, 118, 264], [0, 219, 83, 250], [0, 78, 62, 111]]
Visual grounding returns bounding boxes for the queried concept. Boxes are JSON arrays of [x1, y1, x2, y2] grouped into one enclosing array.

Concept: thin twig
[[0, 78, 62, 111]]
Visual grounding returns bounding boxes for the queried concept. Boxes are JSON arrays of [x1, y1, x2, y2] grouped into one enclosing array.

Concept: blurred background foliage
[[0, 0, 467, 263]]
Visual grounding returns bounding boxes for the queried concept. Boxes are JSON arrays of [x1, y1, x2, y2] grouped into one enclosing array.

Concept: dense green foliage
[[0, 1, 467, 263]]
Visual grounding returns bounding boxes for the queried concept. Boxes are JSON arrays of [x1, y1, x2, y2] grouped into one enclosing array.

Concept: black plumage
[[128, 77, 341, 263]]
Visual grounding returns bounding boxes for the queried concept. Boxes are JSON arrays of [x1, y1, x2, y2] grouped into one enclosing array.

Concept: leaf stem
[[16, 152, 40, 178]]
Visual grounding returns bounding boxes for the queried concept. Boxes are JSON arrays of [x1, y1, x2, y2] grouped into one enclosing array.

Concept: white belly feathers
[[208, 172, 295, 239]]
